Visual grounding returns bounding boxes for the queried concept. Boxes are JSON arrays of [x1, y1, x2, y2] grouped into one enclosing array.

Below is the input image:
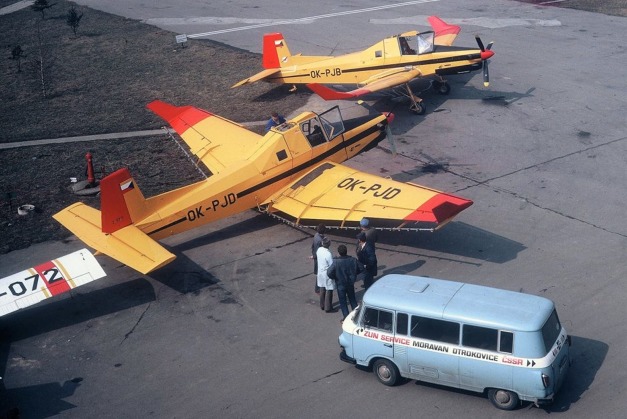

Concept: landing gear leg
[[405, 83, 426, 115]]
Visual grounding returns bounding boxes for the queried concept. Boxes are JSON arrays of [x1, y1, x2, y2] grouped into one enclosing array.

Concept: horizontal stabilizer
[[54, 203, 176, 275], [0, 248, 106, 317], [232, 68, 281, 88]]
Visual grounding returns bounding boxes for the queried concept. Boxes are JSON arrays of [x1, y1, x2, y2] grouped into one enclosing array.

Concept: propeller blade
[[486, 41, 494, 51], [475, 35, 485, 52], [483, 60, 490, 87]]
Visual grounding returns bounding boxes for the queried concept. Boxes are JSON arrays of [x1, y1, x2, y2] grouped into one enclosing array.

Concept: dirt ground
[[0, 0, 309, 254]]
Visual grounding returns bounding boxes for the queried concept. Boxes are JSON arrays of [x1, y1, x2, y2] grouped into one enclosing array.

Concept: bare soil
[[0, 0, 309, 254]]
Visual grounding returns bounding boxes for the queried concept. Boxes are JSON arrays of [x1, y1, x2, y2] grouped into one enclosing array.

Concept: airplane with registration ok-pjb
[[53, 101, 473, 275]]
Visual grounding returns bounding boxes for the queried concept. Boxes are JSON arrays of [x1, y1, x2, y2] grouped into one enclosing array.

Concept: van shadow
[[544, 335, 608, 412], [361, 334, 606, 412]]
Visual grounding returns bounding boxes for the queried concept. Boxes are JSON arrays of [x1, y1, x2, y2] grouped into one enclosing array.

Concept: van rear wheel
[[488, 388, 519, 410], [373, 359, 399, 386]]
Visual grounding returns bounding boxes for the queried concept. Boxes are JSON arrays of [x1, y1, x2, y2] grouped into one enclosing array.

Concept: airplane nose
[[481, 50, 494, 60]]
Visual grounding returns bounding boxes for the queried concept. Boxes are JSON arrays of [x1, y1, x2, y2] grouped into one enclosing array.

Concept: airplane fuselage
[[137, 110, 389, 241]]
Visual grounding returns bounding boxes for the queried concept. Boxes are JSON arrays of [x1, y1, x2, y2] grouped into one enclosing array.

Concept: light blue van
[[338, 274, 571, 410]]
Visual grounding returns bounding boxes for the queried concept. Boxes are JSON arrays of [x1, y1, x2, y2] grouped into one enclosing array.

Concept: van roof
[[363, 275, 555, 332]]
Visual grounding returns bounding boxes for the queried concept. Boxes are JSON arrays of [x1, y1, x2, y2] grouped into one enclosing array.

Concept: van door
[[352, 306, 394, 364]]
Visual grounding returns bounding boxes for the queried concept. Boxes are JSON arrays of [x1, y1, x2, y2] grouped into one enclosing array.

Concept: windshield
[[541, 309, 562, 354], [417, 31, 434, 54]]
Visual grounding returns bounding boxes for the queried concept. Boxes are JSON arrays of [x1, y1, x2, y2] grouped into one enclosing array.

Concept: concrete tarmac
[[1, 0, 626, 417]]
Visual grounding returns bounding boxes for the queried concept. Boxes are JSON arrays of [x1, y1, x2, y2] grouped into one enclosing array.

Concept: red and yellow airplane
[[53, 101, 472, 275], [233, 16, 494, 115]]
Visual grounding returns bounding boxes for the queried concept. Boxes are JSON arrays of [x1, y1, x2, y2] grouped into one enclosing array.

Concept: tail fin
[[427, 16, 461, 46], [262, 33, 292, 69], [101, 168, 148, 234]]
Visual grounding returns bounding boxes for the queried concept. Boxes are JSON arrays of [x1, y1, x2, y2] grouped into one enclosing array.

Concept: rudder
[[263, 33, 291, 69], [100, 168, 147, 234]]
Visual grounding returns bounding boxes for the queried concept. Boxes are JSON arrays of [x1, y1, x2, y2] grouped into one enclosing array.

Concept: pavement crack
[[120, 302, 151, 345]]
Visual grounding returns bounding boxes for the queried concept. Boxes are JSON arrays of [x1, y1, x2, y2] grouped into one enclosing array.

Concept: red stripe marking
[[404, 194, 473, 223], [33, 260, 71, 296], [147, 100, 213, 135]]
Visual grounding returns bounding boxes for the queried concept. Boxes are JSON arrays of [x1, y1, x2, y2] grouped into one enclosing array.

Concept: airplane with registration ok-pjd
[[53, 101, 473, 275], [232, 16, 494, 115]]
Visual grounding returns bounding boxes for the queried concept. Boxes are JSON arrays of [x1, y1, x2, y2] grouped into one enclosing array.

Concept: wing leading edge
[[263, 162, 472, 231], [147, 100, 262, 174]]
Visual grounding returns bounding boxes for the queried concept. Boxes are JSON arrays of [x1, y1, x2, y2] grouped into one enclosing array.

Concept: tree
[[31, 0, 56, 19], [66, 6, 84, 36], [11, 45, 26, 73]]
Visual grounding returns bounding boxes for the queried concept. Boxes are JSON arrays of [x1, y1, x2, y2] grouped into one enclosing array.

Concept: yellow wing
[[147, 100, 263, 174], [263, 162, 472, 231]]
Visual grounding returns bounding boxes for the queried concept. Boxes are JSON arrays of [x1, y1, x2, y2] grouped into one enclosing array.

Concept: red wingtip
[[147, 100, 212, 135], [405, 194, 473, 224]]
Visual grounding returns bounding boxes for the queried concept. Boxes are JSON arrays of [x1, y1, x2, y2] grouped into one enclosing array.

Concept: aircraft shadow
[[326, 221, 525, 265], [0, 278, 155, 417], [2, 378, 83, 419], [171, 212, 279, 254], [147, 249, 220, 295]]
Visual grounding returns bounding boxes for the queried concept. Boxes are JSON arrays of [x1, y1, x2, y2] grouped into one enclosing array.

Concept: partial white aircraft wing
[[0, 248, 106, 317]]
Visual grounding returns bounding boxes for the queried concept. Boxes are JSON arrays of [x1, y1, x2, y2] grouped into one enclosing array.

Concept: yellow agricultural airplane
[[233, 16, 494, 115], [54, 101, 472, 275]]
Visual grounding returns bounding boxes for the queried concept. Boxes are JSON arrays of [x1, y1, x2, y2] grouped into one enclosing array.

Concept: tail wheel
[[487, 388, 520, 410], [373, 359, 399, 386]]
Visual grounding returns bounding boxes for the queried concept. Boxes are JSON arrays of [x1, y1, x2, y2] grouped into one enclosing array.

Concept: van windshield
[[541, 309, 562, 354]]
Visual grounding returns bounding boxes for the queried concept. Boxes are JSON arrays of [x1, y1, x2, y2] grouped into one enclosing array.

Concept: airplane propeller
[[475, 36, 494, 87], [357, 100, 396, 155]]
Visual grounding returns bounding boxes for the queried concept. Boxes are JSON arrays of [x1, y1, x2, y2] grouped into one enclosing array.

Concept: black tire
[[437, 82, 451, 95], [410, 102, 426, 115], [373, 359, 399, 386], [487, 388, 520, 410]]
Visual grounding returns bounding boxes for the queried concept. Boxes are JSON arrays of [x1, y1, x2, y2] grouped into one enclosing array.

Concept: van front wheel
[[373, 359, 399, 386], [488, 388, 519, 410]]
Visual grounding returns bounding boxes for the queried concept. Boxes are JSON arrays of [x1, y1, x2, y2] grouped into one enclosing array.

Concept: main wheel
[[437, 82, 450, 95], [487, 388, 520, 410], [373, 359, 399, 386], [410, 102, 426, 115]]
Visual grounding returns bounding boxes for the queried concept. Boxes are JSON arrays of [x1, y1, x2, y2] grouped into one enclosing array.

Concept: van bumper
[[340, 349, 356, 365], [534, 395, 555, 407]]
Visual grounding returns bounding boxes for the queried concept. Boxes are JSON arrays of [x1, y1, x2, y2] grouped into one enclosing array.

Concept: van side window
[[499, 331, 514, 354], [410, 316, 459, 344], [363, 307, 393, 332], [462, 325, 498, 351], [396, 313, 408, 336]]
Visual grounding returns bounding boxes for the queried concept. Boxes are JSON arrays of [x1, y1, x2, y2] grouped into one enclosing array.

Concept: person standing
[[356, 232, 377, 290], [360, 217, 378, 247], [265, 111, 286, 132], [310, 223, 327, 294], [316, 237, 335, 312], [327, 244, 363, 321]]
